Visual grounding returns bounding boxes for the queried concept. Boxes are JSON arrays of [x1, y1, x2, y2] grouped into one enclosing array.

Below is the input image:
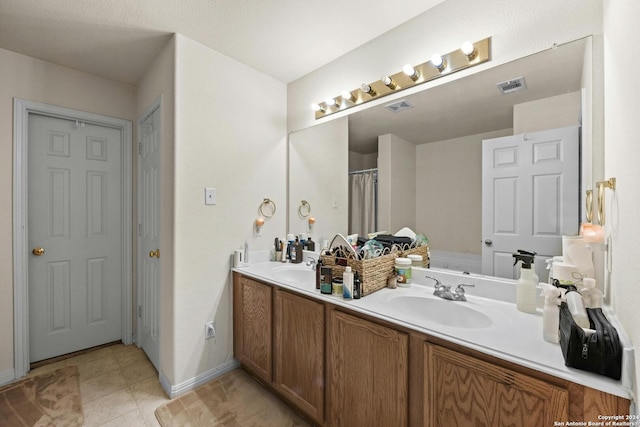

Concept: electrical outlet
[[205, 321, 216, 340]]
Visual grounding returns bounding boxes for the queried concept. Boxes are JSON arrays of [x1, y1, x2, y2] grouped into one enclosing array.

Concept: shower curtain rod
[[349, 168, 378, 175]]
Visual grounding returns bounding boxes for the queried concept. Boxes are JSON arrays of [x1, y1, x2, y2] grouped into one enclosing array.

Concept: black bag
[[558, 302, 622, 380]]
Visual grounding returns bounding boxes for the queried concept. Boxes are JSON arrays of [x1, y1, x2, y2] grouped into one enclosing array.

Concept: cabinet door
[[233, 276, 272, 382], [424, 343, 568, 426], [273, 290, 325, 424], [328, 310, 408, 427]]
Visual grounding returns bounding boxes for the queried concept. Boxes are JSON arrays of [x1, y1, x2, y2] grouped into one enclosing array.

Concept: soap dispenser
[[513, 250, 538, 314], [540, 283, 561, 343]]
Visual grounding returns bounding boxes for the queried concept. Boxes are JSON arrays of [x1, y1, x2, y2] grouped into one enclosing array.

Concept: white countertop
[[233, 253, 635, 401]]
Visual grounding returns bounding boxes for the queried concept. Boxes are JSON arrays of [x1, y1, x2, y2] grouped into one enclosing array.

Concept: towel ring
[[585, 189, 593, 223], [298, 200, 311, 218], [259, 198, 276, 218]]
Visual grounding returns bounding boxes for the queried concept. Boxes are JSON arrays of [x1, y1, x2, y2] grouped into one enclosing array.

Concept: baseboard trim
[[159, 359, 241, 399], [0, 368, 16, 386]]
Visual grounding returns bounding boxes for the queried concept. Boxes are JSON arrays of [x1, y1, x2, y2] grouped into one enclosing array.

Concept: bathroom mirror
[[288, 36, 603, 280]]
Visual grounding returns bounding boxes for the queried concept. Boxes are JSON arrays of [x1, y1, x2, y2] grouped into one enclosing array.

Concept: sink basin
[[272, 266, 315, 286], [386, 295, 493, 329]]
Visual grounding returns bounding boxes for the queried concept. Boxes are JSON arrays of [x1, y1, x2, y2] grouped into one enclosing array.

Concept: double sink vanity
[[232, 253, 633, 426]]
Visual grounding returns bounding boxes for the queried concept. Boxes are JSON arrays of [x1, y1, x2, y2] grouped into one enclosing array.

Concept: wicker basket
[[320, 251, 398, 296], [401, 245, 430, 267]]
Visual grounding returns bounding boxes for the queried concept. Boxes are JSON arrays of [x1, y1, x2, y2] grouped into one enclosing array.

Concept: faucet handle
[[455, 283, 475, 293]]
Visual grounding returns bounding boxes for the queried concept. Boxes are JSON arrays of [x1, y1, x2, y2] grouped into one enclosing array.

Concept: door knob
[[484, 239, 493, 246], [32, 247, 45, 256], [149, 249, 160, 259]]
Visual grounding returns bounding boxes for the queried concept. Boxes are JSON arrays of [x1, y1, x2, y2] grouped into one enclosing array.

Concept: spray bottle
[[513, 250, 538, 314], [540, 283, 561, 343]]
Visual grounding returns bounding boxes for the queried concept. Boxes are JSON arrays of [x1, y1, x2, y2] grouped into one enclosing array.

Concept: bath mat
[[154, 369, 309, 427], [0, 365, 83, 427]]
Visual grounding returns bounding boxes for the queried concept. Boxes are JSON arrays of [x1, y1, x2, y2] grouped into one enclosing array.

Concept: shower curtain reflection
[[349, 169, 377, 236]]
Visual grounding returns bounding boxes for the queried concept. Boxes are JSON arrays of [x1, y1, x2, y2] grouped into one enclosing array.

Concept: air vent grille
[[385, 99, 414, 113], [496, 77, 527, 94]]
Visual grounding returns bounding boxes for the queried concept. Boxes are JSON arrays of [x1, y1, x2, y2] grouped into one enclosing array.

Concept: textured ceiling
[[0, 0, 445, 85]]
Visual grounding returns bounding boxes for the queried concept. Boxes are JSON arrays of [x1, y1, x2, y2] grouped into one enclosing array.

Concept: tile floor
[[29, 343, 169, 426]]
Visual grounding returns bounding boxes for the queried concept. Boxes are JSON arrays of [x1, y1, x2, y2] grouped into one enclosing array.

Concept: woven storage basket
[[401, 245, 430, 267], [320, 251, 398, 296]]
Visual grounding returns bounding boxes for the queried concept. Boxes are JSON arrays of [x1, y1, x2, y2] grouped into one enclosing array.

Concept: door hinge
[[138, 224, 143, 237], [138, 305, 142, 318], [138, 142, 143, 155]]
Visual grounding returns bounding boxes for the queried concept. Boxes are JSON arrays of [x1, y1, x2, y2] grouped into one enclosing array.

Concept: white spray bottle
[[540, 283, 561, 343], [513, 250, 538, 314]]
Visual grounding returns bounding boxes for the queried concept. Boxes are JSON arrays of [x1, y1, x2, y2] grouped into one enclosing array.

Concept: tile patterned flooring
[[28, 343, 169, 426]]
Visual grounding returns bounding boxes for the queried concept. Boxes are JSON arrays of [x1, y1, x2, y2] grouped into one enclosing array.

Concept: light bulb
[[431, 53, 445, 71], [325, 97, 337, 107], [461, 41, 476, 58], [360, 83, 376, 96], [381, 75, 397, 89], [403, 64, 418, 80], [341, 91, 354, 101], [311, 103, 324, 112]]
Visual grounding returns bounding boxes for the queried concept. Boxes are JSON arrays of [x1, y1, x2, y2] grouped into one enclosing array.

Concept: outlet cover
[[205, 321, 216, 340]]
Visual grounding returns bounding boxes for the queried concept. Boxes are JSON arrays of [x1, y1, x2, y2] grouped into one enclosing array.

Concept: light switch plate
[[205, 188, 216, 205]]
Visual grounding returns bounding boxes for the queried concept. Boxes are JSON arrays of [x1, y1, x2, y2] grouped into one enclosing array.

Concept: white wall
[[0, 48, 135, 380], [415, 129, 512, 254], [289, 118, 349, 241], [378, 134, 416, 233], [172, 34, 287, 386], [287, 0, 603, 134], [603, 0, 640, 410], [349, 151, 377, 172], [135, 36, 177, 385]]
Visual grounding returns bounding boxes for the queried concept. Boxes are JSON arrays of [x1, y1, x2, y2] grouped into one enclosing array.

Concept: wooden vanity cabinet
[[273, 289, 325, 424], [424, 342, 568, 426], [327, 309, 409, 427], [233, 275, 272, 383]]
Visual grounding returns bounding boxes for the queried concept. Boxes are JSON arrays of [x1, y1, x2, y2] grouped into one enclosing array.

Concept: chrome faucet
[[426, 276, 474, 301], [452, 283, 475, 302], [305, 257, 316, 270]]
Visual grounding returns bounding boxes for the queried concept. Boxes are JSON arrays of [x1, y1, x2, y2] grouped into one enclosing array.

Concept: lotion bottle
[[566, 286, 590, 328], [540, 283, 561, 343], [513, 250, 538, 314], [343, 266, 354, 300]]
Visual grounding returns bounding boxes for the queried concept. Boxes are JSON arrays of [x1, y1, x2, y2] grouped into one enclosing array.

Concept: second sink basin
[[386, 295, 493, 329], [271, 266, 315, 287]]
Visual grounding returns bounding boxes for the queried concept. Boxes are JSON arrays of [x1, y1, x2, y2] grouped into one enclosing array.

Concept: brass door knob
[[149, 249, 160, 259], [32, 247, 45, 256]]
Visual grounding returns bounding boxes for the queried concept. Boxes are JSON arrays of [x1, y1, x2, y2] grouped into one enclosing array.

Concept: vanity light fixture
[[311, 103, 325, 112], [461, 41, 477, 60], [381, 75, 397, 90], [325, 97, 337, 107], [312, 37, 491, 119], [402, 64, 420, 81], [431, 53, 446, 72], [360, 83, 377, 97]]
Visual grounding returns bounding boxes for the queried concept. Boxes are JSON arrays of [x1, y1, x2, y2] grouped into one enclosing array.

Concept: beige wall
[[0, 48, 135, 378], [378, 134, 416, 233], [135, 36, 177, 384], [415, 129, 512, 254], [513, 91, 582, 134], [172, 34, 287, 386], [603, 0, 640, 409]]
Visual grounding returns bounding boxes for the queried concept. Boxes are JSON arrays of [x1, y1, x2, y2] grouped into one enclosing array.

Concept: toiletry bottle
[[292, 237, 303, 264], [513, 250, 538, 314], [353, 271, 361, 299], [540, 283, 561, 343], [280, 240, 287, 263], [565, 285, 590, 328], [307, 237, 315, 251], [244, 240, 249, 264], [343, 266, 354, 300], [580, 277, 603, 308], [517, 249, 539, 284], [315, 258, 323, 290], [320, 266, 332, 295]]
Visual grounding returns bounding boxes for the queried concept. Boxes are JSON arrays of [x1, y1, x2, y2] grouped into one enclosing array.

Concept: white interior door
[[482, 126, 580, 280], [28, 114, 123, 362], [137, 106, 161, 370]]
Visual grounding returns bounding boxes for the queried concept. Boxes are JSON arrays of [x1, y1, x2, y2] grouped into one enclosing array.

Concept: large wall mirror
[[288, 36, 603, 281]]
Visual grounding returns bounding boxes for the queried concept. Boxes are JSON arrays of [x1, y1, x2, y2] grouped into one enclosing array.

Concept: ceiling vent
[[496, 76, 527, 94], [385, 99, 414, 113]]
